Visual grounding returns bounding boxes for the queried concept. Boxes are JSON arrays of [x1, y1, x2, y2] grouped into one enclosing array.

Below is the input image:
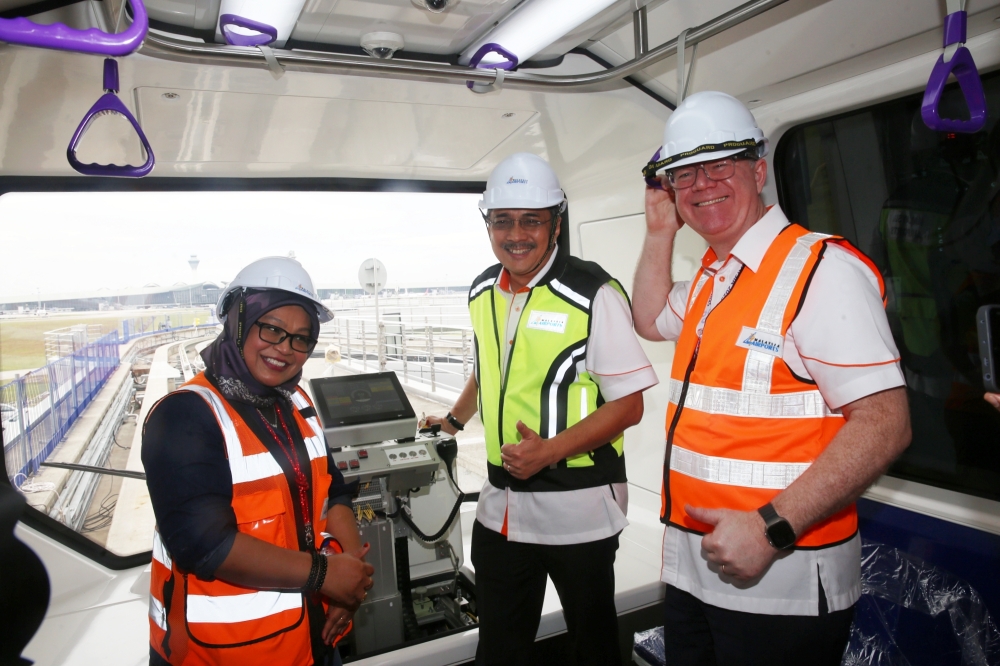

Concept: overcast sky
[[0, 190, 498, 300]]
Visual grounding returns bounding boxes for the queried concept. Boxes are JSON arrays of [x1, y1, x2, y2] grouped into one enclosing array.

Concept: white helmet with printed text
[[643, 91, 768, 179], [480, 153, 567, 212], [216, 256, 333, 323]]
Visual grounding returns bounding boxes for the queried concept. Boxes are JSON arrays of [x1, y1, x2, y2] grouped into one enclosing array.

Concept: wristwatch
[[445, 412, 465, 432], [758, 502, 796, 550]]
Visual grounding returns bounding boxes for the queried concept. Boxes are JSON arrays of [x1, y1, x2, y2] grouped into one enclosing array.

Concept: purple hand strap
[[922, 11, 987, 133], [645, 148, 665, 189], [67, 59, 154, 178], [466, 43, 518, 89], [0, 0, 147, 56], [219, 14, 277, 47]]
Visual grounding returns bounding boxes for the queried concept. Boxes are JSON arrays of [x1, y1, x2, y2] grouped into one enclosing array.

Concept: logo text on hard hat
[[506, 176, 528, 184], [735, 326, 783, 358]]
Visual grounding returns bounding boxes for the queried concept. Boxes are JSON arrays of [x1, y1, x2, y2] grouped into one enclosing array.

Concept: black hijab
[[201, 289, 320, 407]]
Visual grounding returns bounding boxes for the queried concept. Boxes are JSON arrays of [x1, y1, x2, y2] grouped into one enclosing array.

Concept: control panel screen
[[311, 372, 415, 427]]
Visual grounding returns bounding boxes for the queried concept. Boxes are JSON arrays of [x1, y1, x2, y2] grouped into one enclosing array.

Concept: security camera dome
[[411, 0, 452, 12], [360, 32, 405, 60]]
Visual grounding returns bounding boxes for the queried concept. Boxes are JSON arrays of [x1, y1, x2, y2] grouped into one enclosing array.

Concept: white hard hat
[[216, 256, 333, 323], [480, 153, 567, 211], [644, 91, 768, 177]]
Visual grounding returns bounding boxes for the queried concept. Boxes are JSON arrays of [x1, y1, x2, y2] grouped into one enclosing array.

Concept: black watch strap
[[445, 412, 465, 431], [758, 502, 797, 550], [758, 502, 780, 524]]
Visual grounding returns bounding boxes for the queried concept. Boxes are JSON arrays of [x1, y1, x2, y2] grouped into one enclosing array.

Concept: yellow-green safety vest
[[469, 255, 629, 492]]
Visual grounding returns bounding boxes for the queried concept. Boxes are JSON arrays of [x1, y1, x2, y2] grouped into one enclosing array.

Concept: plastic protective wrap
[[632, 541, 999, 666], [843, 542, 1000, 666], [632, 626, 664, 666]]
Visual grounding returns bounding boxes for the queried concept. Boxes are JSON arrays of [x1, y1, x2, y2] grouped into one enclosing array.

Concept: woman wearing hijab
[[142, 257, 373, 666]]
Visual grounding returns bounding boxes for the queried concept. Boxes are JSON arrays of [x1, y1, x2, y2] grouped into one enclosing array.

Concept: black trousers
[[661, 584, 855, 666], [472, 520, 622, 666]]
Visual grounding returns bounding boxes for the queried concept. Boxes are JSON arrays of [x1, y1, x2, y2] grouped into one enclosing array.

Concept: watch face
[[768, 520, 797, 550]]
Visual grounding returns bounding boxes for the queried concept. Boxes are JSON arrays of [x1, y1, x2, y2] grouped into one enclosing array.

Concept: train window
[[775, 73, 1000, 502], [0, 186, 490, 563]]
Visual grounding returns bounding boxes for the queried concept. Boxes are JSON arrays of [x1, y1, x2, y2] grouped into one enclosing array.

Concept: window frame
[[772, 79, 1000, 502], [0, 175, 485, 568]]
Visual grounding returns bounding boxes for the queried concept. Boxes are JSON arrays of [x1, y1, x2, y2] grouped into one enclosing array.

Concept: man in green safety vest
[[427, 153, 658, 666]]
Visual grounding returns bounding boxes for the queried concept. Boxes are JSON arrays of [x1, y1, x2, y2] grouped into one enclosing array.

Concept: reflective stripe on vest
[[544, 343, 588, 438], [290, 390, 327, 461], [667, 379, 840, 418], [152, 528, 172, 569], [149, 529, 171, 635], [741, 232, 829, 396], [664, 224, 869, 548], [150, 595, 168, 632], [187, 591, 303, 624], [177, 384, 285, 483], [670, 445, 810, 489]]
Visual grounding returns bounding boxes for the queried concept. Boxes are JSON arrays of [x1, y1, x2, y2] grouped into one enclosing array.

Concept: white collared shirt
[[653, 205, 904, 615], [475, 246, 659, 545]]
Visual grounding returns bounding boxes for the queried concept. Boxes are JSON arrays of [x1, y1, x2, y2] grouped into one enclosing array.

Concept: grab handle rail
[[921, 1, 986, 133], [219, 14, 277, 47], [466, 43, 518, 91], [66, 59, 155, 178], [0, 0, 147, 56]]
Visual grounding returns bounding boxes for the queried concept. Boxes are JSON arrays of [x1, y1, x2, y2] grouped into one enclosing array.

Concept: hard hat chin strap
[[642, 138, 761, 178], [236, 289, 247, 359]]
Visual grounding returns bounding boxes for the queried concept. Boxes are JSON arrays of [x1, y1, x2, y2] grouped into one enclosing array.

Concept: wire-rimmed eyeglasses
[[662, 155, 752, 190], [482, 213, 553, 232]]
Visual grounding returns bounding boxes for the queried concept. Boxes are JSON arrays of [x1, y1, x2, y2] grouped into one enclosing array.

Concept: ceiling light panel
[[146, 0, 223, 31], [215, 0, 307, 47], [291, 0, 521, 55]]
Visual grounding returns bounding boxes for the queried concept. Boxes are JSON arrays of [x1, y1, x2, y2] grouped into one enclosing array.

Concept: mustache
[[502, 241, 537, 253]]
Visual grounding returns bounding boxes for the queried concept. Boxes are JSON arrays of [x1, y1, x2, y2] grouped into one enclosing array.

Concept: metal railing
[[2, 332, 120, 483], [120, 312, 213, 343], [122, 324, 219, 364], [44, 324, 104, 362], [133, 0, 788, 93], [3, 323, 220, 485], [327, 294, 470, 328]]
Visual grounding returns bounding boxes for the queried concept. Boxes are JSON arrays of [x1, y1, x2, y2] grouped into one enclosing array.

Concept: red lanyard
[[258, 404, 315, 547]]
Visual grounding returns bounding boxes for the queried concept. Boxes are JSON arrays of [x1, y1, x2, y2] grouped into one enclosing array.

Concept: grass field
[[0, 310, 207, 373]]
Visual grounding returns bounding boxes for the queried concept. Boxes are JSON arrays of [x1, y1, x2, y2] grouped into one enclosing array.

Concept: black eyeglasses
[[254, 322, 317, 353]]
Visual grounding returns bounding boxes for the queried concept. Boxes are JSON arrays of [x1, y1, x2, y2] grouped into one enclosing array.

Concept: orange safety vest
[[148, 372, 332, 665], [662, 223, 884, 548]]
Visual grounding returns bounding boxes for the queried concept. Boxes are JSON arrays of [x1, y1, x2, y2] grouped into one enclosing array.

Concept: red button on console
[[349, 459, 360, 469], [358, 449, 369, 459], [337, 461, 348, 470]]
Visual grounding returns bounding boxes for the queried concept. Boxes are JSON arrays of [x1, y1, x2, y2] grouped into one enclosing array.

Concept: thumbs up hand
[[499, 421, 554, 480], [686, 505, 783, 581]]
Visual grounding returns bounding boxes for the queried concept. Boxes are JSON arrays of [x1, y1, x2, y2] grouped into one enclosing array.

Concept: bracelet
[[302, 551, 328, 594], [445, 412, 465, 432], [314, 551, 328, 592]]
